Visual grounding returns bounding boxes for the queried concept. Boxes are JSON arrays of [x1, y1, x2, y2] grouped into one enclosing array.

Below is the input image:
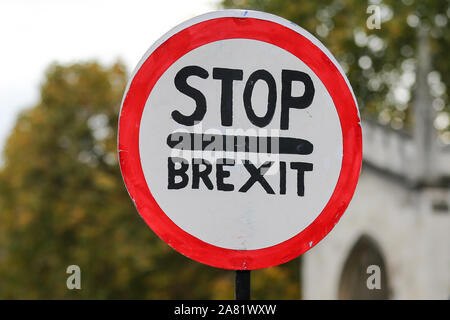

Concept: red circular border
[[118, 16, 362, 270]]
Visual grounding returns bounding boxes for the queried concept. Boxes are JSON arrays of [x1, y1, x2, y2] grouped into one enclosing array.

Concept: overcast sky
[[0, 0, 220, 154]]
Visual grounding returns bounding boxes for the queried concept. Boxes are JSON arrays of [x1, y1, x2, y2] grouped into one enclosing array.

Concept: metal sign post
[[235, 270, 251, 300]]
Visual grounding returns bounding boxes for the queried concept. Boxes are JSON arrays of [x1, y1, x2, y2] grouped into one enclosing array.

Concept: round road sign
[[118, 10, 362, 270]]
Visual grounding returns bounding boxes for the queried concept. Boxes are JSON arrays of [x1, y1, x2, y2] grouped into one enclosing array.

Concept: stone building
[[302, 30, 450, 299]]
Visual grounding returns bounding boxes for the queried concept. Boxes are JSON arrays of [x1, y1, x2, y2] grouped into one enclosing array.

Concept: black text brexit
[[168, 157, 313, 196]]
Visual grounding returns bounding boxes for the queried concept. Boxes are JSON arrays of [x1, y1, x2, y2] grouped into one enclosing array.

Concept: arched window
[[338, 235, 390, 299]]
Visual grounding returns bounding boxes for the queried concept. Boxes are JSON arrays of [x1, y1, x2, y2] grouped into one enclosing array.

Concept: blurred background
[[0, 0, 448, 299]]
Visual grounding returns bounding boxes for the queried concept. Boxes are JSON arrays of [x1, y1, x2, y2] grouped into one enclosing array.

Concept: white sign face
[[119, 10, 362, 270], [139, 39, 342, 250]]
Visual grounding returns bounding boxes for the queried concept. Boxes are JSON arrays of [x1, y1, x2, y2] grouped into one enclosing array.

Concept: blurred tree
[[222, 0, 449, 143], [0, 61, 299, 299]]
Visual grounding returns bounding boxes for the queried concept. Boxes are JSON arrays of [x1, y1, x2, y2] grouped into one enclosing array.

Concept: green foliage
[[222, 0, 449, 138], [0, 61, 300, 299]]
